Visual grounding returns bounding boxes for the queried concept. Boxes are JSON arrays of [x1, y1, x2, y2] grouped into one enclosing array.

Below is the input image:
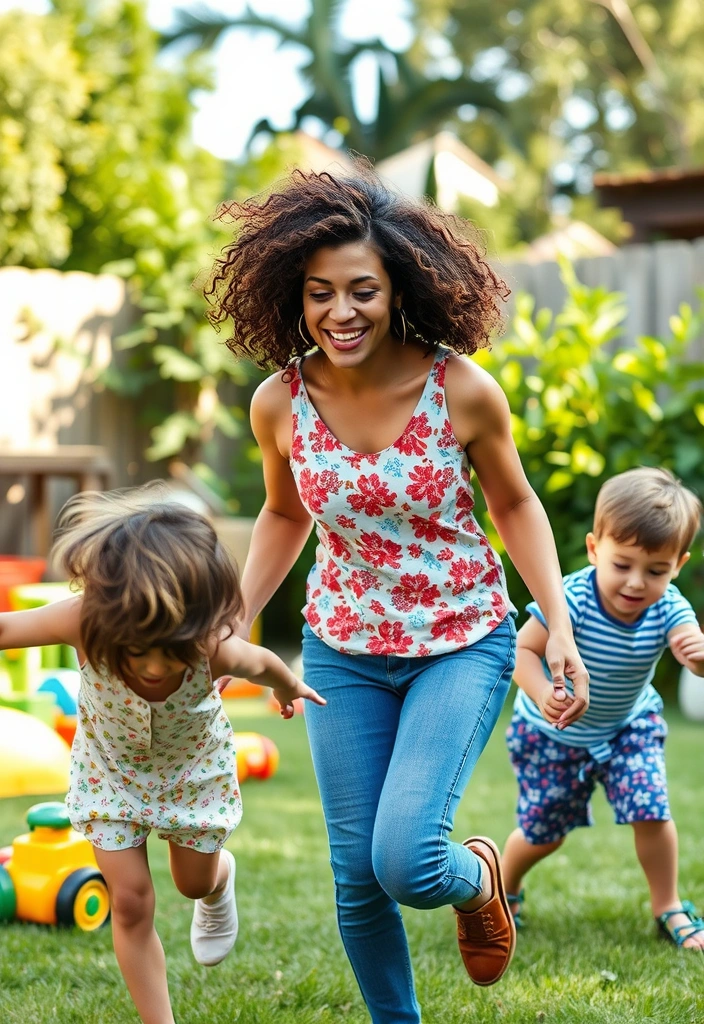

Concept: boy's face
[[586, 533, 689, 623]]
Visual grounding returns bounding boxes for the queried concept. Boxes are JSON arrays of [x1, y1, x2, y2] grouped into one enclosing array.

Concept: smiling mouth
[[619, 594, 643, 603], [324, 327, 369, 349]]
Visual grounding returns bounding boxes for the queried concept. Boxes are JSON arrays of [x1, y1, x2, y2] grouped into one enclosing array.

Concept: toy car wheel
[[0, 864, 16, 922], [56, 869, 110, 931]]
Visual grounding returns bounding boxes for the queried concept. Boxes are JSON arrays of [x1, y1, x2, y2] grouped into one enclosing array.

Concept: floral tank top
[[288, 344, 510, 656]]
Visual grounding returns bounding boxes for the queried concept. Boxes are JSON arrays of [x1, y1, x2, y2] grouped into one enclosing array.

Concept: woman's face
[[302, 242, 400, 367]]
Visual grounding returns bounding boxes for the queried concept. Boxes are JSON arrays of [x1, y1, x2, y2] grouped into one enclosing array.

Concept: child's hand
[[537, 682, 587, 729], [270, 676, 326, 720], [670, 629, 704, 676]]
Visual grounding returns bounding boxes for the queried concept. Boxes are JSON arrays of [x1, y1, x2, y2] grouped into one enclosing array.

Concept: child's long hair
[[52, 485, 242, 678]]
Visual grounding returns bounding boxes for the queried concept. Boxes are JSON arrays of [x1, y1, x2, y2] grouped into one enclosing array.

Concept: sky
[[0, 0, 413, 159]]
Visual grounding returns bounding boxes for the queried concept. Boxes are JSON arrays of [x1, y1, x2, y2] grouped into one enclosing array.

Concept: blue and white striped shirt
[[513, 566, 697, 762]]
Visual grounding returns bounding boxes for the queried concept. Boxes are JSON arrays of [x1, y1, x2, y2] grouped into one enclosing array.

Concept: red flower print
[[447, 557, 485, 595], [369, 599, 386, 615], [434, 359, 447, 389], [438, 420, 460, 450], [406, 465, 454, 508], [288, 415, 304, 464], [454, 488, 476, 525], [336, 514, 357, 530], [358, 531, 403, 569], [408, 543, 422, 559], [321, 559, 342, 593], [390, 572, 441, 612], [431, 606, 480, 643], [299, 468, 341, 514], [325, 531, 351, 561], [408, 511, 457, 543], [394, 412, 432, 457], [346, 569, 380, 598], [290, 374, 302, 399], [347, 474, 397, 517], [491, 591, 508, 619], [437, 547, 454, 561], [367, 620, 413, 655], [417, 643, 432, 656], [326, 605, 363, 641], [432, 391, 443, 408], [309, 418, 342, 453], [343, 452, 381, 470], [307, 603, 321, 625]]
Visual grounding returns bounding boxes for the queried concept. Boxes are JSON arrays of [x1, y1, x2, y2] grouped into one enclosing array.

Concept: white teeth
[[329, 329, 365, 341]]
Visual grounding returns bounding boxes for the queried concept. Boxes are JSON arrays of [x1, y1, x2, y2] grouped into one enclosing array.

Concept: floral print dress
[[289, 344, 511, 656], [66, 656, 242, 852]]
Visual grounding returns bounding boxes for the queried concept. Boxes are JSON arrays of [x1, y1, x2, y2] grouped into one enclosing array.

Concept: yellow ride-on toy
[[0, 802, 110, 931]]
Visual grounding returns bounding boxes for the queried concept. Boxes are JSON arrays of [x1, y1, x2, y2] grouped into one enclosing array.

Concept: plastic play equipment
[[0, 801, 110, 931], [235, 732, 280, 782], [0, 556, 46, 612], [0, 708, 70, 798]]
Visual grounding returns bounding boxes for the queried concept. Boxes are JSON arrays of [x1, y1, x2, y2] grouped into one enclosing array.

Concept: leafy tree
[[160, 0, 506, 161], [0, 0, 288, 479], [413, 0, 704, 205]]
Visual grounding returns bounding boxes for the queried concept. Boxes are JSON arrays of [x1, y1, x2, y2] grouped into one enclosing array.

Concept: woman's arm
[[236, 375, 314, 636], [515, 616, 588, 727], [446, 356, 589, 713], [210, 634, 325, 718], [0, 597, 82, 651]]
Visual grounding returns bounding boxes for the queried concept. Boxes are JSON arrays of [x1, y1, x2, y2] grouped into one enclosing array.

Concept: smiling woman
[[207, 165, 589, 1024]]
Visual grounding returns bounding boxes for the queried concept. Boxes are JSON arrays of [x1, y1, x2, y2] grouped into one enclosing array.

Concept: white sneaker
[[190, 849, 238, 966]]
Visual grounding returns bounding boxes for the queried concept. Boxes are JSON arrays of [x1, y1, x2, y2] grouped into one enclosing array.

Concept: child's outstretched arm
[[669, 625, 704, 678], [0, 597, 82, 651], [515, 616, 589, 729], [211, 634, 326, 719]]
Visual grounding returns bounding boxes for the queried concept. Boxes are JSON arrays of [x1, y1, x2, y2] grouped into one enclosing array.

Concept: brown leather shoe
[[453, 836, 516, 986]]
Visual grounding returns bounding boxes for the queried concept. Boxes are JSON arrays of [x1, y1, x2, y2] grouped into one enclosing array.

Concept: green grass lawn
[[1, 698, 703, 1024]]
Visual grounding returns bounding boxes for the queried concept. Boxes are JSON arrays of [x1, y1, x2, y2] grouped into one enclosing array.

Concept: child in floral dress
[[0, 486, 324, 1024], [502, 468, 704, 950]]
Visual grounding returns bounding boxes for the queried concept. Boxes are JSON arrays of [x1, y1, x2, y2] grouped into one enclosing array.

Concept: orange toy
[[235, 732, 279, 782], [0, 802, 110, 931]]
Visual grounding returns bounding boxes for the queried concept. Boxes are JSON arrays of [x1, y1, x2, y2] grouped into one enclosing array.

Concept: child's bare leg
[[168, 844, 228, 901], [169, 843, 238, 966], [502, 827, 565, 906], [632, 819, 704, 949], [93, 845, 175, 1024]]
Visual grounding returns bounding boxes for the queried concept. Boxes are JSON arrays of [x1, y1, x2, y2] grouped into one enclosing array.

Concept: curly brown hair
[[204, 164, 510, 369], [52, 484, 242, 679]]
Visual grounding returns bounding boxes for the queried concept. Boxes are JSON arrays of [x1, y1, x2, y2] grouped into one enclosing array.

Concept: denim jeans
[[302, 615, 516, 1024]]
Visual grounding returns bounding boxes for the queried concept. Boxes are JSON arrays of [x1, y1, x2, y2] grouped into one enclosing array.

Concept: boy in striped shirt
[[502, 467, 704, 949]]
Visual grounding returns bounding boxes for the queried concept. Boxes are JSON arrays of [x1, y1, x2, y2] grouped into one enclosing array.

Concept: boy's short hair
[[593, 467, 702, 556], [52, 484, 242, 678]]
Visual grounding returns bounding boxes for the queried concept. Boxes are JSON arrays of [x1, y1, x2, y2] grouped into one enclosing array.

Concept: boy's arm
[[210, 634, 326, 719], [0, 598, 82, 651], [668, 624, 704, 678], [515, 616, 589, 728]]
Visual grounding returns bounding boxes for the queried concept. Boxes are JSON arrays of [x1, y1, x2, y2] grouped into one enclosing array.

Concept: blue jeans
[[302, 615, 516, 1024]]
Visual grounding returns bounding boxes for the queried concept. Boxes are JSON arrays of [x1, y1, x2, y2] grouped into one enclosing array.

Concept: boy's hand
[[545, 632, 589, 727], [270, 676, 326, 720], [670, 629, 704, 677], [536, 682, 587, 728]]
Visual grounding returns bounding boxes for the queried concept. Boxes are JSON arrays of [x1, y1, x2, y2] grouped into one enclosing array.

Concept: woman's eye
[[354, 290, 377, 301], [309, 292, 331, 301]]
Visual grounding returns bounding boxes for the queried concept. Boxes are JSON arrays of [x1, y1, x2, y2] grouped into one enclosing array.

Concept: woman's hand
[[544, 631, 589, 728]]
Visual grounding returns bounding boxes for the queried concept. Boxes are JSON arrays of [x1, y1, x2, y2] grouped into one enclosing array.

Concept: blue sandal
[[657, 901, 704, 948], [507, 889, 524, 929]]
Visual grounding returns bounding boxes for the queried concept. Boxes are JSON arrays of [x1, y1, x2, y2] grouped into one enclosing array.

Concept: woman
[[205, 167, 589, 1023]]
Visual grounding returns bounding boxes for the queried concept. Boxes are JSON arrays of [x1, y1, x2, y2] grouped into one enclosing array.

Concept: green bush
[[472, 261, 704, 646]]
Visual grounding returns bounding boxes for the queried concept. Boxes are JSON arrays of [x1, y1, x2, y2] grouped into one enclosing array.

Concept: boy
[[502, 467, 704, 949]]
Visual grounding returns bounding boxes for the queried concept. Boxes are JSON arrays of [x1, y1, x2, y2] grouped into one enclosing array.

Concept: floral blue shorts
[[506, 711, 670, 845]]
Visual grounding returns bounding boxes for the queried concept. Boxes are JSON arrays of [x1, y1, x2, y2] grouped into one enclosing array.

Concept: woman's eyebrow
[[305, 275, 380, 285]]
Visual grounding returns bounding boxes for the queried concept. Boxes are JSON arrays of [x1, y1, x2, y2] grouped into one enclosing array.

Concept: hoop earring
[[392, 307, 407, 345], [298, 313, 310, 345]]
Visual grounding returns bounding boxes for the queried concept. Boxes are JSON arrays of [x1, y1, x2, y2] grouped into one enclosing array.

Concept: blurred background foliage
[[1, 0, 703, 642]]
